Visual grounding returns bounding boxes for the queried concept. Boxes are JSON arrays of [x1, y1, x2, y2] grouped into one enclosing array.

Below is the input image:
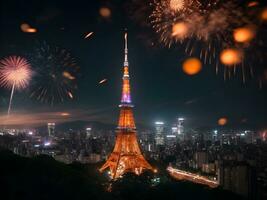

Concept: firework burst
[[30, 42, 79, 105], [0, 56, 32, 115], [150, 0, 246, 47], [147, 0, 267, 85]]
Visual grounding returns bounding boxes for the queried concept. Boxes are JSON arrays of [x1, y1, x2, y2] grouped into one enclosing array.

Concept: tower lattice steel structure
[[99, 33, 153, 179]]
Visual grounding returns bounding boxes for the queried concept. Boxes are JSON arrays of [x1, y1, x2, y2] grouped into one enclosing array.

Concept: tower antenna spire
[[124, 31, 128, 67]]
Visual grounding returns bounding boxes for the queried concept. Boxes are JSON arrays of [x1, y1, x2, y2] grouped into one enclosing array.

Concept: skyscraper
[[86, 127, 92, 139], [99, 33, 153, 179], [155, 121, 165, 146], [47, 123, 55, 137], [177, 118, 185, 141]]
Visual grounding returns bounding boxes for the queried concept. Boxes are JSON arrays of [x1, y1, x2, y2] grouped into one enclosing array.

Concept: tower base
[[99, 131, 153, 179]]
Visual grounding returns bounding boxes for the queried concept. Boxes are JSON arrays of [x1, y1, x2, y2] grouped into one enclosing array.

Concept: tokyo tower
[[99, 33, 153, 179]]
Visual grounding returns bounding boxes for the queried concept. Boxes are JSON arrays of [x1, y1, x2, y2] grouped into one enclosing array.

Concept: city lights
[[44, 142, 51, 146], [155, 121, 164, 125], [167, 167, 219, 188]]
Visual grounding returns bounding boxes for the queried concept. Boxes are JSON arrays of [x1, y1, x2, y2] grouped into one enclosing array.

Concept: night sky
[[0, 0, 266, 128]]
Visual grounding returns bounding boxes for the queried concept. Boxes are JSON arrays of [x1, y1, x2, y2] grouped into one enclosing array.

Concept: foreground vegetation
[[0, 150, 244, 200]]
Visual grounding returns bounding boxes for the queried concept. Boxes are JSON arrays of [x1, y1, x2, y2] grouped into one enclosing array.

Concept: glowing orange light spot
[[62, 71, 75, 80], [261, 8, 267, 21], [60, 112, 70, 116], [182, 58, 202, 75], [247, 1, 259, 7], [233, 27, 255, 43], [172, 22, 188, 39], [220, 49, 243, 66], [20, 23, 37, 33], [218, 118, 227, 126], [99, 7, 111, 18]]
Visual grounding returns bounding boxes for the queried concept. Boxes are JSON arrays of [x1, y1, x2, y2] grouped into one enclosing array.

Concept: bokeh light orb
[[261, 8, 267, 21], [233, 27, 255, 43], [182, 58, 202, 75], [218, 117, 227, 126], [99, 7, 111, 18], [220, 49, 243, 66], [170, 0, 185, 11], [247, 1, 259, 7], [172, 22, 188, 39]]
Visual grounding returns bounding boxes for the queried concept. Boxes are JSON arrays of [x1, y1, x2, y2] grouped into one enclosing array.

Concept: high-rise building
[[86, 127, 92, 139], [177, 117, 185, 141], [212, 130, 219, 143], [194, 151, 208, 169], [47, 123, 55, 137], [155, 121, 165, 146], [99, 33, 153, 179], [218, 161, 257, 199]]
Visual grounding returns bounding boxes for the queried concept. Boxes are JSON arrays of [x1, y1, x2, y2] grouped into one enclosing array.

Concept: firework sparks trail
[[30, 42, 79, 105], [99, 79, 107, 84], [0, 56, 32, 115], [7, 84, 15, 116], [84, 32, 94, 39]]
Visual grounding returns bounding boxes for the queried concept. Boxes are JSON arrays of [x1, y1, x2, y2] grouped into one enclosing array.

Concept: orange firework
[[0, 56, 32, 115]]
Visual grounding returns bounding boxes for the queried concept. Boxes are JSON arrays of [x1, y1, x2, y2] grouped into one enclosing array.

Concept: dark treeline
[[0, 150, 245, 200]]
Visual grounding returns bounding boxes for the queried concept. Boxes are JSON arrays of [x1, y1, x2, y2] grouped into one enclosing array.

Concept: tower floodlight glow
[[99, 33, 153, 179]]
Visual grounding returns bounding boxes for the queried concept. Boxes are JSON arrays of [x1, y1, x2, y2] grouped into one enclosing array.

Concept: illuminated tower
[[99, 33, 153, 179]]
